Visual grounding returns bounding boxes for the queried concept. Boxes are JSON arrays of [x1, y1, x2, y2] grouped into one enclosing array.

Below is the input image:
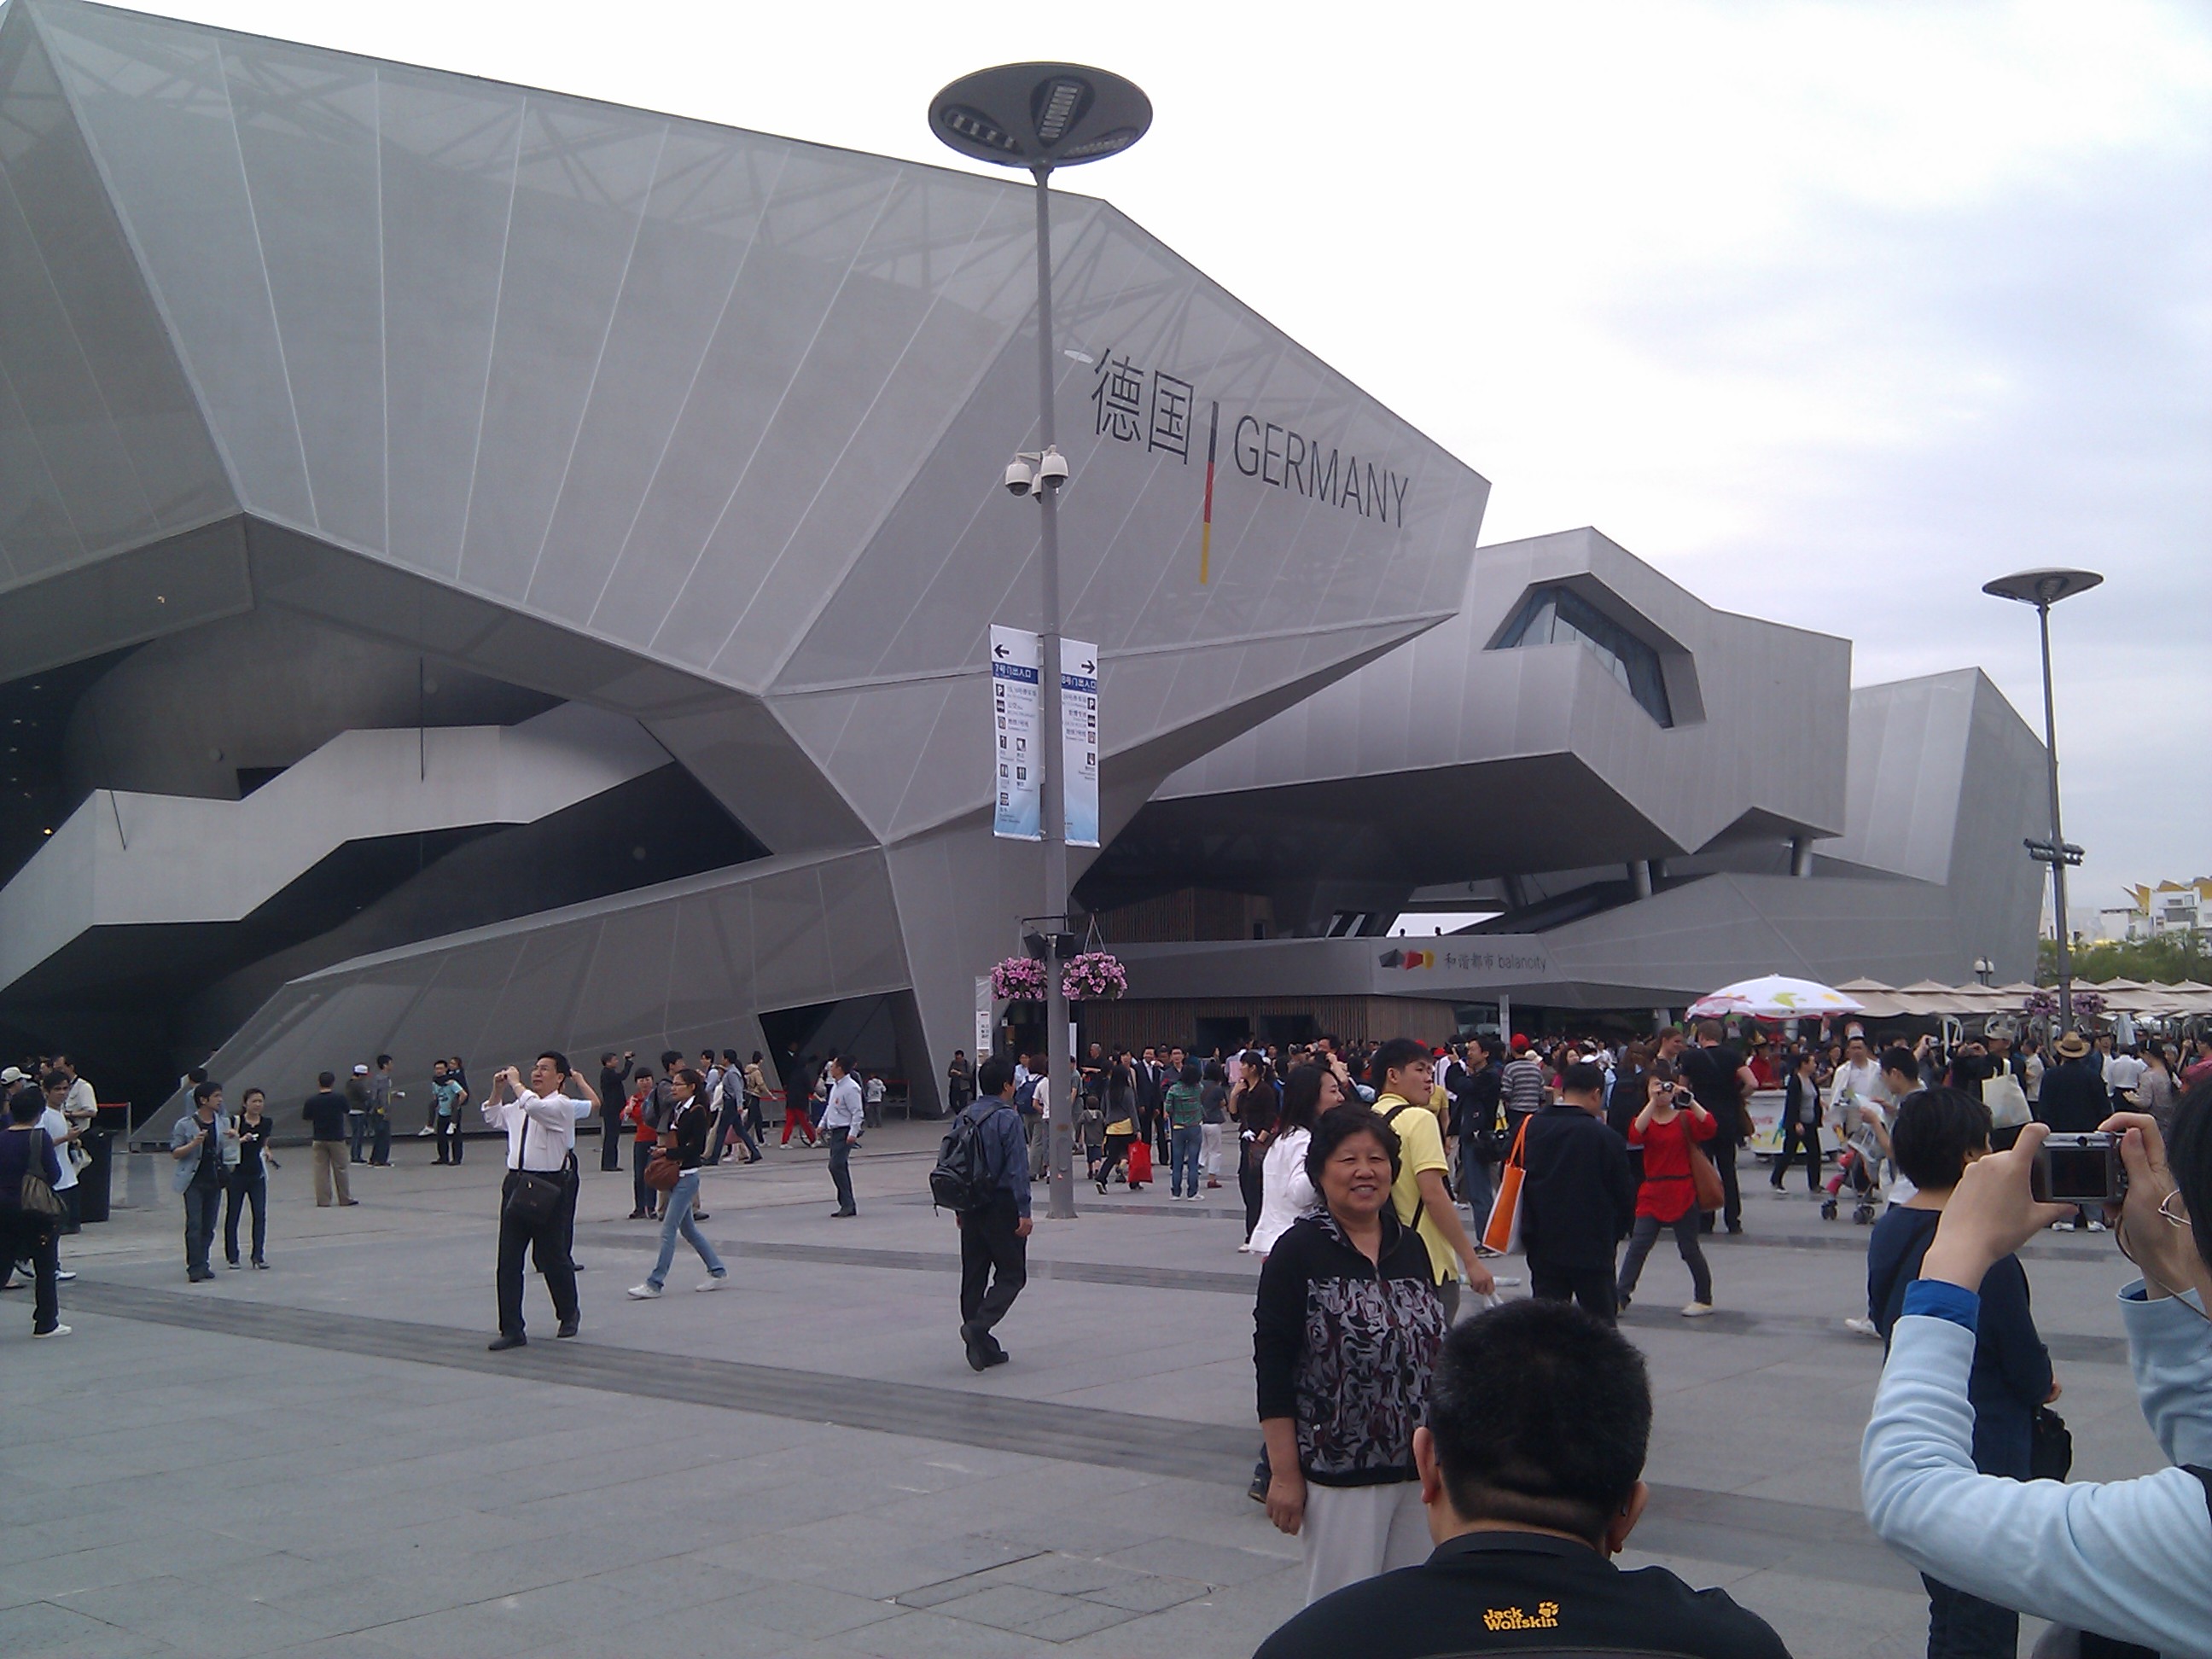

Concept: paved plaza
[[6, 1121, 2165, 1659]]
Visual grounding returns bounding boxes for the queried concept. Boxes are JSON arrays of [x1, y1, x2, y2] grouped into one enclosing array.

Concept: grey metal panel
[[375, 64, 523, 579], [585, 142, 909, 659], [37, 1, 313, 523], [1152, 527, 1850, 864], [191, 847, 908, 1109], [521, 127, 775, 624], [1819, 671, 1976, 883], [457, 96, 667, 604], [221, 33, 385, 556], [0, 10, 228, 550]]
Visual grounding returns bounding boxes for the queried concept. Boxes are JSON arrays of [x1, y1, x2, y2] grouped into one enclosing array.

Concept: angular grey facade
[[0, 1, 1487, 1111], [1083, 530, 2046, 1017]]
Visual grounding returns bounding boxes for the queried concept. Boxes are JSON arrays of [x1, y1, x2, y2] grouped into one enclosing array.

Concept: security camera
[[1033, 446, 1069, 492], [1004, 456, 1037, 497]]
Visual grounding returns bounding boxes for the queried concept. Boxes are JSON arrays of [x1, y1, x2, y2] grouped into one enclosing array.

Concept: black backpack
[[929, 1107, 992, 1213]]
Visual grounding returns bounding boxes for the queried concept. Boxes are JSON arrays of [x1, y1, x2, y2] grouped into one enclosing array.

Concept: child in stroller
[[1821, 1093, 1893, 1224]]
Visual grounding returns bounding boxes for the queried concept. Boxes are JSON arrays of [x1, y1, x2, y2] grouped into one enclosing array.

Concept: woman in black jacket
[[626, 1070, 729, 1298], [1256, 1105, 1447, 1606], [0, 1087, 67, 1336]]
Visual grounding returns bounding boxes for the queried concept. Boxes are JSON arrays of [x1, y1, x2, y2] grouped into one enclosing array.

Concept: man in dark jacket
[[597, 1051, 634, 1172], [2034, 1030, 2111, 1231], [1678, 1021, 1755, 1235], [1518, 1062, 1635, 1324], [956, 1055, 1033, 1371]]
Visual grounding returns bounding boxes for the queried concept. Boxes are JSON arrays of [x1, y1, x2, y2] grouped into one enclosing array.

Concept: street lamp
[[930, 63, 1151, 1223], [1983, 567, 2102, 1033], [1973, 957, 1994, 987]]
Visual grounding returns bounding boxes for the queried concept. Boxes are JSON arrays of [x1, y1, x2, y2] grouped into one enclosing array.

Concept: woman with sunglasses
[[1862, 1086, 2212, 1655]]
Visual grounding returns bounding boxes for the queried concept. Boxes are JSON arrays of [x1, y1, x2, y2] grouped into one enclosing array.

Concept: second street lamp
[[930, 63, 1152, 1222], [1982, 567, 2102, 1033]]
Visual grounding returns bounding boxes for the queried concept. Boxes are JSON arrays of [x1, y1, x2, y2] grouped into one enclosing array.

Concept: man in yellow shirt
[[1370, 1037, 1495, 1320]]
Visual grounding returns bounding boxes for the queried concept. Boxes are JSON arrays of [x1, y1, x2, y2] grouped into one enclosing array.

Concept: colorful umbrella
[[1686, 975, 1866, 1020]]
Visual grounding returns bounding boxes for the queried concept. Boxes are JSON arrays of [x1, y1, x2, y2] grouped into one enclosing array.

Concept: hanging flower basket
[[991, 956, 1047, 1003], [2022, 989, 2058, 1018], [1062, 951, 1127, 1002], [2072, 988, 2105, 1020]]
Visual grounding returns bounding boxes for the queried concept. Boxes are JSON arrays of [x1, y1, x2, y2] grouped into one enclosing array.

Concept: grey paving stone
[[715, 1582, 904, 1639]]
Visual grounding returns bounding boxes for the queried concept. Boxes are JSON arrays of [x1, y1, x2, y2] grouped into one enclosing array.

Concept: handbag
[[1481, 1119, 1529, 1254], [499, 1113, 568, 1226], [17, 1127, 64, 1225], [1687, 1138, 1726, 1213], [643, 1149, 683, 1192]]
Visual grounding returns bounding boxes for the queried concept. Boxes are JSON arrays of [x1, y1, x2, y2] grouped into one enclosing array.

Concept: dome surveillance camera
[[1004, 457, 1037, 497], [1033, 446, 1069, 492]]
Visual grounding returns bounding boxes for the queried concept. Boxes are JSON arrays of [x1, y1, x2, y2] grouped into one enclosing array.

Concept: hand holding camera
[[1920, 1123, 2078, 1293]]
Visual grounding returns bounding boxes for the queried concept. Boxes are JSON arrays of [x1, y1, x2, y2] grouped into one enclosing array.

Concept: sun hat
[[2054, 1031, 2091, 1060]]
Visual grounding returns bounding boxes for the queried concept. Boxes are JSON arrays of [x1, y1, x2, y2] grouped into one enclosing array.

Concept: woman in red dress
[[1615, 1062, 1718, 1316]]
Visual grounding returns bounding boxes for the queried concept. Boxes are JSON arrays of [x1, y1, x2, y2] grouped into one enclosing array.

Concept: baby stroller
[[1820, 1101, 1890, 1225]]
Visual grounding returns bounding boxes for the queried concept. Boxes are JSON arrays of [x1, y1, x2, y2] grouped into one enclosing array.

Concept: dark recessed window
[[1495, 585, 1674, 727]]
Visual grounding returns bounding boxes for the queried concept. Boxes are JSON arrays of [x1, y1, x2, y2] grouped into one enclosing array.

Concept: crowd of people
[[12, 1017, 2212, 1658]]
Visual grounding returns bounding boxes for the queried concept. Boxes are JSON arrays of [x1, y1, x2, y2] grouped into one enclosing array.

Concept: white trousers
[[1202, 1122, 1226, 1179], [1301, 1479, 1430, 1604]]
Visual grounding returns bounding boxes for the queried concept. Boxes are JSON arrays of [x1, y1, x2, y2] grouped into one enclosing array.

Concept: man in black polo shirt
[[1255, 1299, 1786, 1659], [1679, 1020, 1756, 1235]]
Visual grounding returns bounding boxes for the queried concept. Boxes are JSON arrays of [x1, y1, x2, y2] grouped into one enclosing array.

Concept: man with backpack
[[934, 1054, 1033, 1371]]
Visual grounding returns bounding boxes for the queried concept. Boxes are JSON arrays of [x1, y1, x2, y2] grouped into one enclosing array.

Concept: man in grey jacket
[[171, 1081, 238, 1282]]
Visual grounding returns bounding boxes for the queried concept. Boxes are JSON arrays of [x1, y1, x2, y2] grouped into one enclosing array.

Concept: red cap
[[1511, 1034, 1531, 1053]]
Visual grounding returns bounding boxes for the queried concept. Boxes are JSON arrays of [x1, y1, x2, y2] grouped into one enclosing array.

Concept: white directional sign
[[1061, 637, 1099, 848], [990, 625, 1042, 841]]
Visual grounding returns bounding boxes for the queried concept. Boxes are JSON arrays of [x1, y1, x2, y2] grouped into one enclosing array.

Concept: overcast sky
[[150, 0, 2212, 924]]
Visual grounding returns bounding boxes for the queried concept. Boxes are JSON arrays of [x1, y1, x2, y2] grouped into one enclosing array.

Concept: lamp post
[[930, 64, 1151, 1222], [1983, 568, 2102, 1033], [1973, 957, 1994, 987]]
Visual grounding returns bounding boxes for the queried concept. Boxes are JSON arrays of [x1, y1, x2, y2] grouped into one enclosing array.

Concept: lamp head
[[930, 63, 1151, 172], [1982, 568, 2103, 608]]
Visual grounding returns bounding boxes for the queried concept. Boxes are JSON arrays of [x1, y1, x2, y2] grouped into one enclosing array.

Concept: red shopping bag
[[1127, 1139, 1152, 1187]]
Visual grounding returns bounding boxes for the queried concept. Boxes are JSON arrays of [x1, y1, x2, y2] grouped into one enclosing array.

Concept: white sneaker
[[2087, 1220, 2107, 1232], [695, 1276, 725, 1292], [33, 1324, 70, 1339], [1843, 1316, 1880, 1337], [54, 1270, 76, 1283], [416, 1126, 434, 1136], [625, 1283, 662, 1300], [1680, 1301, 1715, 1318]]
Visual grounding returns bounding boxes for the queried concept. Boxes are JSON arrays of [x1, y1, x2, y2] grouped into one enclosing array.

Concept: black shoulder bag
[[501, 1109, 567, 1226]]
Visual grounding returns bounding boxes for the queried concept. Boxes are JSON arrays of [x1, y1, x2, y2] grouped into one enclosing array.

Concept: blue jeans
[[646, 1171, 725, 1289], [183, 1180, 222, 1276], [1170, 1125, 1202, 1196]]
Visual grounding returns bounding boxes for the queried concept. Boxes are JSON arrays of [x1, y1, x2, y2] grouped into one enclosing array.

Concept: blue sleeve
[[1865, 1310, 2212, 1654], [2122, 1281, 2212, 1466], [1901, 1278, 1978, 1332]]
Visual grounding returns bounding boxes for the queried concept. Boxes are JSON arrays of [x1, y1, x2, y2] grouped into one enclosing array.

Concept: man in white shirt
[[9, 1069, 83, 1282], [482, 1052, 592, 1351], [820, 1055, 865, 1218], [1018, 1050, 1051, 1179], [1831, 1032, 1888, 1117]]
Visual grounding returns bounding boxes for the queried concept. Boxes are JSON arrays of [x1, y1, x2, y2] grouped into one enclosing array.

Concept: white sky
[[147, 0, 2212, 917]]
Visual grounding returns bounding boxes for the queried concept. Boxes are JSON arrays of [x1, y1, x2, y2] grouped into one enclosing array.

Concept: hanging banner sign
[[990, 625, 1042, 841], [975, 975, 994, 1062], [1062, 637, 1099, 848]]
